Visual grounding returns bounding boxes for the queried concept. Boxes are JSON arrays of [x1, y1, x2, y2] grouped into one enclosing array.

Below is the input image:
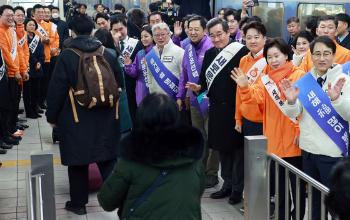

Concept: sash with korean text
[[206, 42, 244, 91], [120, 37, 139, 66], [295, 73, 348, 156], [18, 34, 27, 47], [145, 48, 179, 99], [185, 44, 208, 116], [29, 35, 40, 54], [261, 74, 297, 123], [10, 30, 17, 61], [138, 50, 150, 92], [246, 55, 266, 85], [37, 23, 48, 38], [181, 37, 191, 49]]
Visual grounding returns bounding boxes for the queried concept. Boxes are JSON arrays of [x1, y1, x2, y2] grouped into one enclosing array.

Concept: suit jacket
[[339, 34, 350, 50]]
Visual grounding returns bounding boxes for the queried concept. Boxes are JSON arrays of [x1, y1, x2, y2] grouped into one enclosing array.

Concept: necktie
[[120, 41, 125, 52], [317, 77, 324, 88]]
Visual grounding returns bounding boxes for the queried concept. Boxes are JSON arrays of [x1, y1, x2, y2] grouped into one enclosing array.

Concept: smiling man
[[299, 15, 350, 72]]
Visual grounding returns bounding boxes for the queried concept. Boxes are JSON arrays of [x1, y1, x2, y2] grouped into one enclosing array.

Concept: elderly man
[[146, 22, 184, 98], [186, 18, 249, 205]]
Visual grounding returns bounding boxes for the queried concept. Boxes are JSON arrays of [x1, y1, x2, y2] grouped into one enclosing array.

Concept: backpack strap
[[123, 170, 169, 219]]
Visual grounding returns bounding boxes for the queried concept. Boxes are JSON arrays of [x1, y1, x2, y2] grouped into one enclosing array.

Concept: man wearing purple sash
[[282, 36, 350, 220], [176, 15, 220, 188]]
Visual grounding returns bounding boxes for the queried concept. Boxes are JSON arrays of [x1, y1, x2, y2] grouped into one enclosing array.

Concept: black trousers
[[8, 78, 21, 134], [67, 159, 117, 207], [302, 151, 339, 220], [219, 146, 244, 194], [39, 62, 51, 105], [270, 156, 306, 220], [23, 78, 40, 115], [242, 118, 263, 136], [0, 109, 10, 140]]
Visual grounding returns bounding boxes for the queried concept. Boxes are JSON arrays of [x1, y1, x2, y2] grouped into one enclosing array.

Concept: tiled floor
[[0, 114, 244, 220]]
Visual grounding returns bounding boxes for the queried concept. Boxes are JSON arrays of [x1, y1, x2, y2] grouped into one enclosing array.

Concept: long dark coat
[[340, 34, 350, 50], [199, 42, 249, 152], [46, 35, 123, 166]]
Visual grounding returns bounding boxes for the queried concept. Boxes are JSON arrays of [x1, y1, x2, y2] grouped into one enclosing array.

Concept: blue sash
[[137, 50, 150, 91], [295, 73, 349, 156], [145, 48, 179, 99], [342, 62, 350, 76]]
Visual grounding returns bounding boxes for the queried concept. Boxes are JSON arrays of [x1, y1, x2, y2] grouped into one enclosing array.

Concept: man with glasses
[[186, 18, 248, 205], [146, 22, 184, 98], [282, 36, 350, 220], [300, 15, 350, 72], [0, 5, 22, 149]]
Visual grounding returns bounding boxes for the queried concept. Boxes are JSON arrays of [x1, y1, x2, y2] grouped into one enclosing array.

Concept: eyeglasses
[[312, 51, 333, 59], [154, 33, 169, 38]]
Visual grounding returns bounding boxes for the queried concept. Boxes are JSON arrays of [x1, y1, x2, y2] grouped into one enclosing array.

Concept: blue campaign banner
[[342, 61, 350, 76], [145, 49, 179, 99], [295, 73, 349, 156]]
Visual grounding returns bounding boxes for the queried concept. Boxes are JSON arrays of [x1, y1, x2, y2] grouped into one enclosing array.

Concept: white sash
[[246, 54, 266, 85], [0, 50, 5, 81], [206, 42, 244, 91], [37, 23, 48, 38], [18, 34, 27, 47], [51, 23, 57, 33], [120, 37, 139, 66], [29, 35, 40, 54], [10, 30, 17, 61], [261, 74, 297, 123]]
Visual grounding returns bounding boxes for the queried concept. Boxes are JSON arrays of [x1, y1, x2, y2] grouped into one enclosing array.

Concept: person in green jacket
[[98, 93, 205, 220]]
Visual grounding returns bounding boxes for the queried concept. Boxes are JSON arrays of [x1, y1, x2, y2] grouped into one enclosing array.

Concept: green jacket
[[98, 126, 205, 220]]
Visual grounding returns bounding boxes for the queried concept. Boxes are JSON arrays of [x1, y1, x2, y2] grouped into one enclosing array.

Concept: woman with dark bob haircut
[[325, 158, 350, 220], [231, 38, 306, 219], [98, 93, 205, 219]]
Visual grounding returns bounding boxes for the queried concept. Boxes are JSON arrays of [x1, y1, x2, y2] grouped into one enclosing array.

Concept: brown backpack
[[68, 46, 120, 123]]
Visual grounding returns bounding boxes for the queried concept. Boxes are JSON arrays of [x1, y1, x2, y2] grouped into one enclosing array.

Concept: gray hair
[[152, 22, 170, 35]]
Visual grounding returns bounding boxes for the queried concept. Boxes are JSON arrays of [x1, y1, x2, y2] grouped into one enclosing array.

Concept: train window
[[298, 3, 345, 30], [252, 2, 284, 38]]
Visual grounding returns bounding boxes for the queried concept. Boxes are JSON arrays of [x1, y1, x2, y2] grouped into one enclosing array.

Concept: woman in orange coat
[[231, 38, 305, 220]]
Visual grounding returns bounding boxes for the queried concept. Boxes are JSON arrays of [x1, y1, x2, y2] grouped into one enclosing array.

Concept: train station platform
[[0, 113, 244, 220]]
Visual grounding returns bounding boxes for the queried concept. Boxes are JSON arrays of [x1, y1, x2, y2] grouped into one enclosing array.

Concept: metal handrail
[[267, 153, 329, 220], [26, 172, 45, 220]]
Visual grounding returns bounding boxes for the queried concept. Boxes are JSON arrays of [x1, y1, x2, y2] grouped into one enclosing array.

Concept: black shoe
[[18, 118, 27, 123], [18, 124, 29, 129], [0, 148, 7, 154], [228, 191, 242, 205], [18, 109, 24, 114], [36, 108, 44, 114], [40, 103, 47, 109], [3, 137, 19, 145], [26, 113, 38, 119], [11, 135, 22, 141], [35, 113, 42, 118], [205, 175, 219, 188], [65, 201, 87, 215], [1, 143, 13, 149], [210, 188, 232, 199]]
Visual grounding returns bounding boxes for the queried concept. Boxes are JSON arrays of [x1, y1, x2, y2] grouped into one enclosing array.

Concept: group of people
[[2, 0, 350, 219], [0, 4, 69, 156]]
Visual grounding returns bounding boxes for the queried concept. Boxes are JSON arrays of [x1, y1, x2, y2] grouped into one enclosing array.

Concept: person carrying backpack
[[45, 14, 123, 215]]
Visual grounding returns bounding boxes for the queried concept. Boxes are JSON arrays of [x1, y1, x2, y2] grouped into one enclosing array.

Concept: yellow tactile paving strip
[[1, 157, 61, 167]]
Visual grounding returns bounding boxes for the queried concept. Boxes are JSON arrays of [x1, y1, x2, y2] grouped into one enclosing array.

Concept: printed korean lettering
[[342, 132, 349, 146], [317, 108, 325, 118], [307, 90, 316, 101], [164, 78, 171, 85], [334, 123, 344, 133], [327, 116, 338, 127], [216, 56, 227, 66], [311, 96, 321, 107], [159, 72, 165, 79], [321, 104, 332, 114]]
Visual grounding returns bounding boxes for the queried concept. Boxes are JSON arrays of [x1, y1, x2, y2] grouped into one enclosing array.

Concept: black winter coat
[[173, 0, 211, 20], [199, 43, 249, 152], [340, 34, 350, 50], [27, 34, 44, 78], [46, 35, 123, 166]]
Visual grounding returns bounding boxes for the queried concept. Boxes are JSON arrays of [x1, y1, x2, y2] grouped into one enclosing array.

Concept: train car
[[215, 0, 350, 41]]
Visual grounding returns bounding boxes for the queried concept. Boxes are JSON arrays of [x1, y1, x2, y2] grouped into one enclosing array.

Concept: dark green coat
[[98, 126, 205, 220]]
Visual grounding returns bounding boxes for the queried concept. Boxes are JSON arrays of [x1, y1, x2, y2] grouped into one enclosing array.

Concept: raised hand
[[185, 82, 201, 93], [280, 78, 299, 105], [327, 77, 346, 101], [124, 54, 132, 65], [173, 21, 183, 37], [230, 68, 249, 88]]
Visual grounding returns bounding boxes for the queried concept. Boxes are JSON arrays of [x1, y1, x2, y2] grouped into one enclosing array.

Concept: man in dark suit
[[336, 13, 350, 50]]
